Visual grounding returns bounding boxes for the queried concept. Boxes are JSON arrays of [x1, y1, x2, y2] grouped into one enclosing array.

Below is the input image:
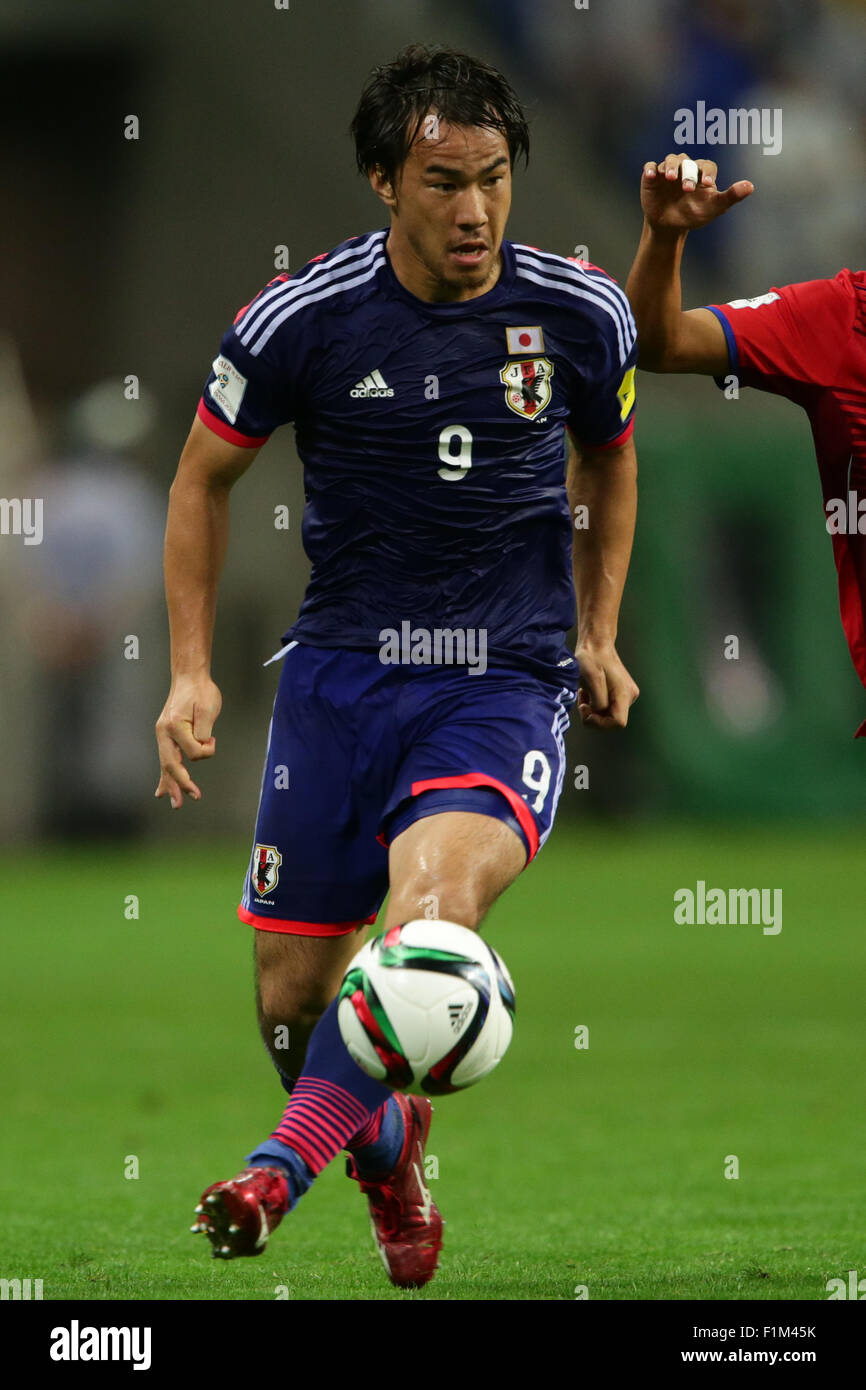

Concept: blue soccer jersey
[[198, 230, 637, 689]]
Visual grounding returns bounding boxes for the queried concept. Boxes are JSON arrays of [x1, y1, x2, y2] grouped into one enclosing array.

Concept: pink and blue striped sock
[[246, 999, 404, 1206]]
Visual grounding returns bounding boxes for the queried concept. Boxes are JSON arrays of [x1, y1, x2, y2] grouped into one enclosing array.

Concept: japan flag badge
[[506, 325, 545, 355]]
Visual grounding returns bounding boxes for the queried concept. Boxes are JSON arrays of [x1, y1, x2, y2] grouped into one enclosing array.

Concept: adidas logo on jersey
[[350, 369, 394, 398]]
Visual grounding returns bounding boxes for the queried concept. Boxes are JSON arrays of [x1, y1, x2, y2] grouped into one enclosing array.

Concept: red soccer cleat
[[346, 1093, 443, 1289], [190, 1166, 289, 1259]]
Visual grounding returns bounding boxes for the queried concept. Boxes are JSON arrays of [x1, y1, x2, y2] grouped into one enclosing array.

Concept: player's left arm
[[625, 154, 754, 374], [567, 431, 640, 730], [565, 270, 641, 729]]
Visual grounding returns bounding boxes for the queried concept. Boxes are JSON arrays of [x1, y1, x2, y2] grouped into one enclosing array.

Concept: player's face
[[374, 119, 512, 303]]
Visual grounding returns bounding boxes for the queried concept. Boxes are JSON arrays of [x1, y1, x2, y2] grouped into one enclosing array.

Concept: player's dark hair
[[351, 43, 530, 184]]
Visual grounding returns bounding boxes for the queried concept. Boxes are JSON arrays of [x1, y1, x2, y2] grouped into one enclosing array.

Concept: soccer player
[[155, 44, 640, 1289], [626, 152, 866, 735]]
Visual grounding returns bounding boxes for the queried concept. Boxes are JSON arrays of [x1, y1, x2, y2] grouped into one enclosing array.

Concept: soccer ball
[[337, 920, 516, 1095]]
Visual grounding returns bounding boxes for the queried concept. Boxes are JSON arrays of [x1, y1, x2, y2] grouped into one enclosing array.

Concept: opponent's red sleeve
[[705, 274, 853, 403]]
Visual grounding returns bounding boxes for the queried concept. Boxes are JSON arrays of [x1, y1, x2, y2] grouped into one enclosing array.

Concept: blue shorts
[[238, 643, 575, 936]]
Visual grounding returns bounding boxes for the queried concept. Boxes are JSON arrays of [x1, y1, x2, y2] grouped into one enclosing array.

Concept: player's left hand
[[640, 154, 753, 232], [575, 641, 639, 730]]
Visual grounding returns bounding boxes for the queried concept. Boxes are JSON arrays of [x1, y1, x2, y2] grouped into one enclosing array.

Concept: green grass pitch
[[2, 826, 863, 1301]]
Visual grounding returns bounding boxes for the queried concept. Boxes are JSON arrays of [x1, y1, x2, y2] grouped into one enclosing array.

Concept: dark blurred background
[[2, 0, 865, 852]]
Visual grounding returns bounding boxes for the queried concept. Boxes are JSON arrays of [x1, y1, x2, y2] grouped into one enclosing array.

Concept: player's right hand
[[154, 675, 222, 808], [640, 153, 753, 232], [575, 640, 639, 731]]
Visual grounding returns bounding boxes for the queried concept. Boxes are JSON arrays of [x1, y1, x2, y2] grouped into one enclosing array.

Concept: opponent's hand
[[154, 674, 222, 808], [640, 153, 753, 232], [575, 641, 639, 731]]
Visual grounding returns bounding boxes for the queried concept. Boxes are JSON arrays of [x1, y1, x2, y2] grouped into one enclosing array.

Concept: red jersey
[[707, 270, 866, 735]]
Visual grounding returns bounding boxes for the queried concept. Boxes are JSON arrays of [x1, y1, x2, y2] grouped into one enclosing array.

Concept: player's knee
[[389, 880, 485, 931], [256, 973, 331, 1038]]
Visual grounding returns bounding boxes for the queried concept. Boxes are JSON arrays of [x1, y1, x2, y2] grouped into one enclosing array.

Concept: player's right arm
[[156, 270, 298, 807], [625, 153, 754, 373], [155, 416, 261, 808]]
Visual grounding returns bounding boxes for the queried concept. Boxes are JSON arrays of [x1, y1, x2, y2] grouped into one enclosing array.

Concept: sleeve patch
[[208, 355, 248, 425], [725, 292, 781, 310], [617, 366, 636, 421]]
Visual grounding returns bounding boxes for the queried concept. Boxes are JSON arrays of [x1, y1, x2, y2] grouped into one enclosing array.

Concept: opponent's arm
[[155, 415, 261, 808], [567, 431, 640, 730], [625, 153, 754, 374]]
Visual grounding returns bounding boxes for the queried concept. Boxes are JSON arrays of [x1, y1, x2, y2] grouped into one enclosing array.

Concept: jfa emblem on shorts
[[500, 357, 554, 419], [252, 844, 282, 897]]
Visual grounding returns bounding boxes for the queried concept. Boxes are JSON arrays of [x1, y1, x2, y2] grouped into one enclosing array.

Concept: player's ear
[[369, 165, 398, 211]]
